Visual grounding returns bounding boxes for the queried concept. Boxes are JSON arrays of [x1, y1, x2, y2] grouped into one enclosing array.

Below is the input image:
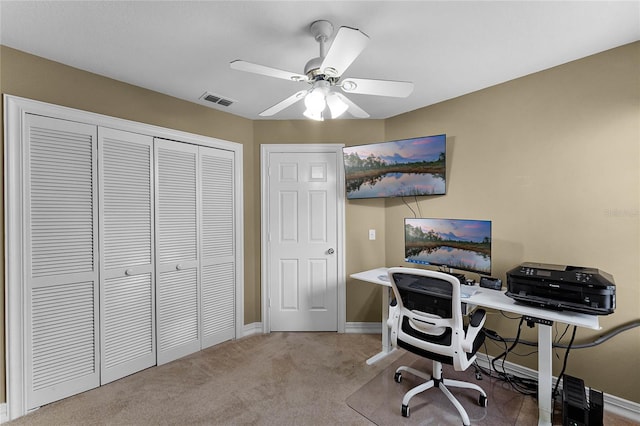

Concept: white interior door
[[98, 128, 155, 384], [24, 114, 100, 409], [266, 149, 340, 331], [155, 138, 200, 365]]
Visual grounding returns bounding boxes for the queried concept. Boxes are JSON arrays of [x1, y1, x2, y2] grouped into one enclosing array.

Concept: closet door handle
[[176, 264, 183, 271], [125, 269, 133, 276]]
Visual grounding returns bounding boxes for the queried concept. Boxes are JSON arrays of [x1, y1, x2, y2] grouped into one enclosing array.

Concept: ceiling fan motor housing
[[305, 20, 335, 79], [304, 57, 323, 77], [310, 20, 334, 42]]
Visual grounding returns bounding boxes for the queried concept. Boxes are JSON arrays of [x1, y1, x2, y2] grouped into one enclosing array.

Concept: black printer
[[506, 262, 615, 315]]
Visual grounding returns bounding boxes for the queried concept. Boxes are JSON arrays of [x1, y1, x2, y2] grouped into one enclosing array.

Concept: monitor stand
[[444, 269, 466, 284]]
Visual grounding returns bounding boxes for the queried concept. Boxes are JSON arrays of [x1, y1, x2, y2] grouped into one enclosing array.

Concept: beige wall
[[383, 42, 640, 402], [0, 46, 256, 404], [1, 41, 639, 405]]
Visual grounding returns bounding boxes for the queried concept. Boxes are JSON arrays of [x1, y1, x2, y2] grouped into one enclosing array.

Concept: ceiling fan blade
[[230, 60, 308, 82], [341, 78, 414, 98], [259, 90, 308, 117], [335, 93, 369, 118], [320, 26, 369, 77]]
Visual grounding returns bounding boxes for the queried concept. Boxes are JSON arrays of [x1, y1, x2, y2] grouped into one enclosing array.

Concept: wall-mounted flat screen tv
[[404, 217, 492, 275], [342, 134, 446, 199]]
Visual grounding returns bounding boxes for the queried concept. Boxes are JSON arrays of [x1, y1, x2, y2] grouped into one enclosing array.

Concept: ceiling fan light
[[326, 92, 348, 118], [303, 108, 324, 121], [304, 88, 326, 113]]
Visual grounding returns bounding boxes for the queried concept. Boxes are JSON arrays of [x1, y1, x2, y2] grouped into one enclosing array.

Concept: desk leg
[[538, 324, 553, 426], [366, 286, 396, 365]]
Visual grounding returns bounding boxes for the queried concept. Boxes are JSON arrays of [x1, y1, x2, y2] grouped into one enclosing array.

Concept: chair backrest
[[387, 267, 476, 371]]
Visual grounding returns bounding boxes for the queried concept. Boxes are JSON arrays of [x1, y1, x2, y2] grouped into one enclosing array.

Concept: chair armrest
[[469, 308, 486, 328], [387, 302, 399, 328], [461, 309, 486, 353]]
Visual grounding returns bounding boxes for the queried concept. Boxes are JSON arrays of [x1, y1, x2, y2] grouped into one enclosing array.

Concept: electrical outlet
[[368, 229, 376, 240]]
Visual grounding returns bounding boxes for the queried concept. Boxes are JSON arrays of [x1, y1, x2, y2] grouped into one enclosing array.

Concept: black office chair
[[387, 267, 488, 425]]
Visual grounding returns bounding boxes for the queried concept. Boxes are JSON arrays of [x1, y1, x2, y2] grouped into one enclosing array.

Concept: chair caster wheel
[[478, 394, 488, 407], [401, 404, 410, 417], [394, 372, 402, 383]]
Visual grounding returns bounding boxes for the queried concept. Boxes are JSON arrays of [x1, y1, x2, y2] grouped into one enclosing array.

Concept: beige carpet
[[6, 332, 636, 425], [7, 332, 391, 425]]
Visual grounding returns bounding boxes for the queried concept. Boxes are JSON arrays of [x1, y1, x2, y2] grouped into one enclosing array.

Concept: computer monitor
[[404, 217, 492, 275], [342, 134, 446, 199]]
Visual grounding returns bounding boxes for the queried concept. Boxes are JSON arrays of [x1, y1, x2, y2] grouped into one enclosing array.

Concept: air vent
[[199, 92, 235, 107]]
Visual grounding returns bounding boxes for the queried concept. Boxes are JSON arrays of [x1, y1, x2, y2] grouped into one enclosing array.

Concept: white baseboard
[[345, 322, 382, 334], [242, 322, 383, 335], [474, 352, 640, 422], [242, 322, 263, 337], [0, 403, 7, 423]]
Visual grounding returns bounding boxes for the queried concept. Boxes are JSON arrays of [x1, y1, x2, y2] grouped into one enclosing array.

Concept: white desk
[[351, 267, 396, 364], [350, 267, 600, 426]]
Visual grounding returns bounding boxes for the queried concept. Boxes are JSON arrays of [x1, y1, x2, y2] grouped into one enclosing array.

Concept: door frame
[[260, 144, 346, 334]]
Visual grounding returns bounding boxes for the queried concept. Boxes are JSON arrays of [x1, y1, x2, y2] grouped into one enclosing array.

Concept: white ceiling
[[1, 1, 639, 120]]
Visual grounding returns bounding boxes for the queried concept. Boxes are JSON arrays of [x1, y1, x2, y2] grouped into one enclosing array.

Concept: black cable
[[553, 325, 577, 399], [481, 320, 640, 398], [487, 317, 538, 395], [402, 197, 417, 217], [490, 333, 510, 380], [476, 338, 537, 396], [499, 310, 521, 320], [492, 316, 525, 371], [556, 323, 570, 342], [480, 340, 493, 378], [554, 323, 570, 360], [492, 335, 521, 390], [510, 348, 539, 357], [414, 195, 422, 217]]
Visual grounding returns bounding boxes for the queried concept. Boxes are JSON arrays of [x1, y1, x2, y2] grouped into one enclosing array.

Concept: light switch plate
[[368, 229, 376, 240]]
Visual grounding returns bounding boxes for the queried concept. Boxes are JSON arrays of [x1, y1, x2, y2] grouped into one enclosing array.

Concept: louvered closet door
[[98, 128, 155, 384], [24, 114, 99, 409], [155, 138, 201, 365], [200, 146, 236, 348]]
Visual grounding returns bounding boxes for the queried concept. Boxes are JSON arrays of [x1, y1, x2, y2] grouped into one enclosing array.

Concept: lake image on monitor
[[343, 135, 445, 199], [405, 218, 491, 275]]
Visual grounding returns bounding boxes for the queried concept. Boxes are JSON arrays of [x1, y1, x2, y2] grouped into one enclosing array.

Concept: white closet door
[[155, 138, 201, 365], [24, 114, 99, 409], [200, 147, 236, 348], [98, 128, 155, 384]]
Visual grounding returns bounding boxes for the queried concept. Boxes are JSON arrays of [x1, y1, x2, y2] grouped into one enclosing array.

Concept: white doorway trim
[[260, 144, 346, 334]]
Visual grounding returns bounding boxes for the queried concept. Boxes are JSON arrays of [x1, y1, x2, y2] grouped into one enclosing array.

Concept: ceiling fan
[[230, 20, 414, 120]]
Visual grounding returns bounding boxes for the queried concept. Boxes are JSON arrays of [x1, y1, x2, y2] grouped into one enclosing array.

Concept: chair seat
[[398, 338, 454, 366]]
